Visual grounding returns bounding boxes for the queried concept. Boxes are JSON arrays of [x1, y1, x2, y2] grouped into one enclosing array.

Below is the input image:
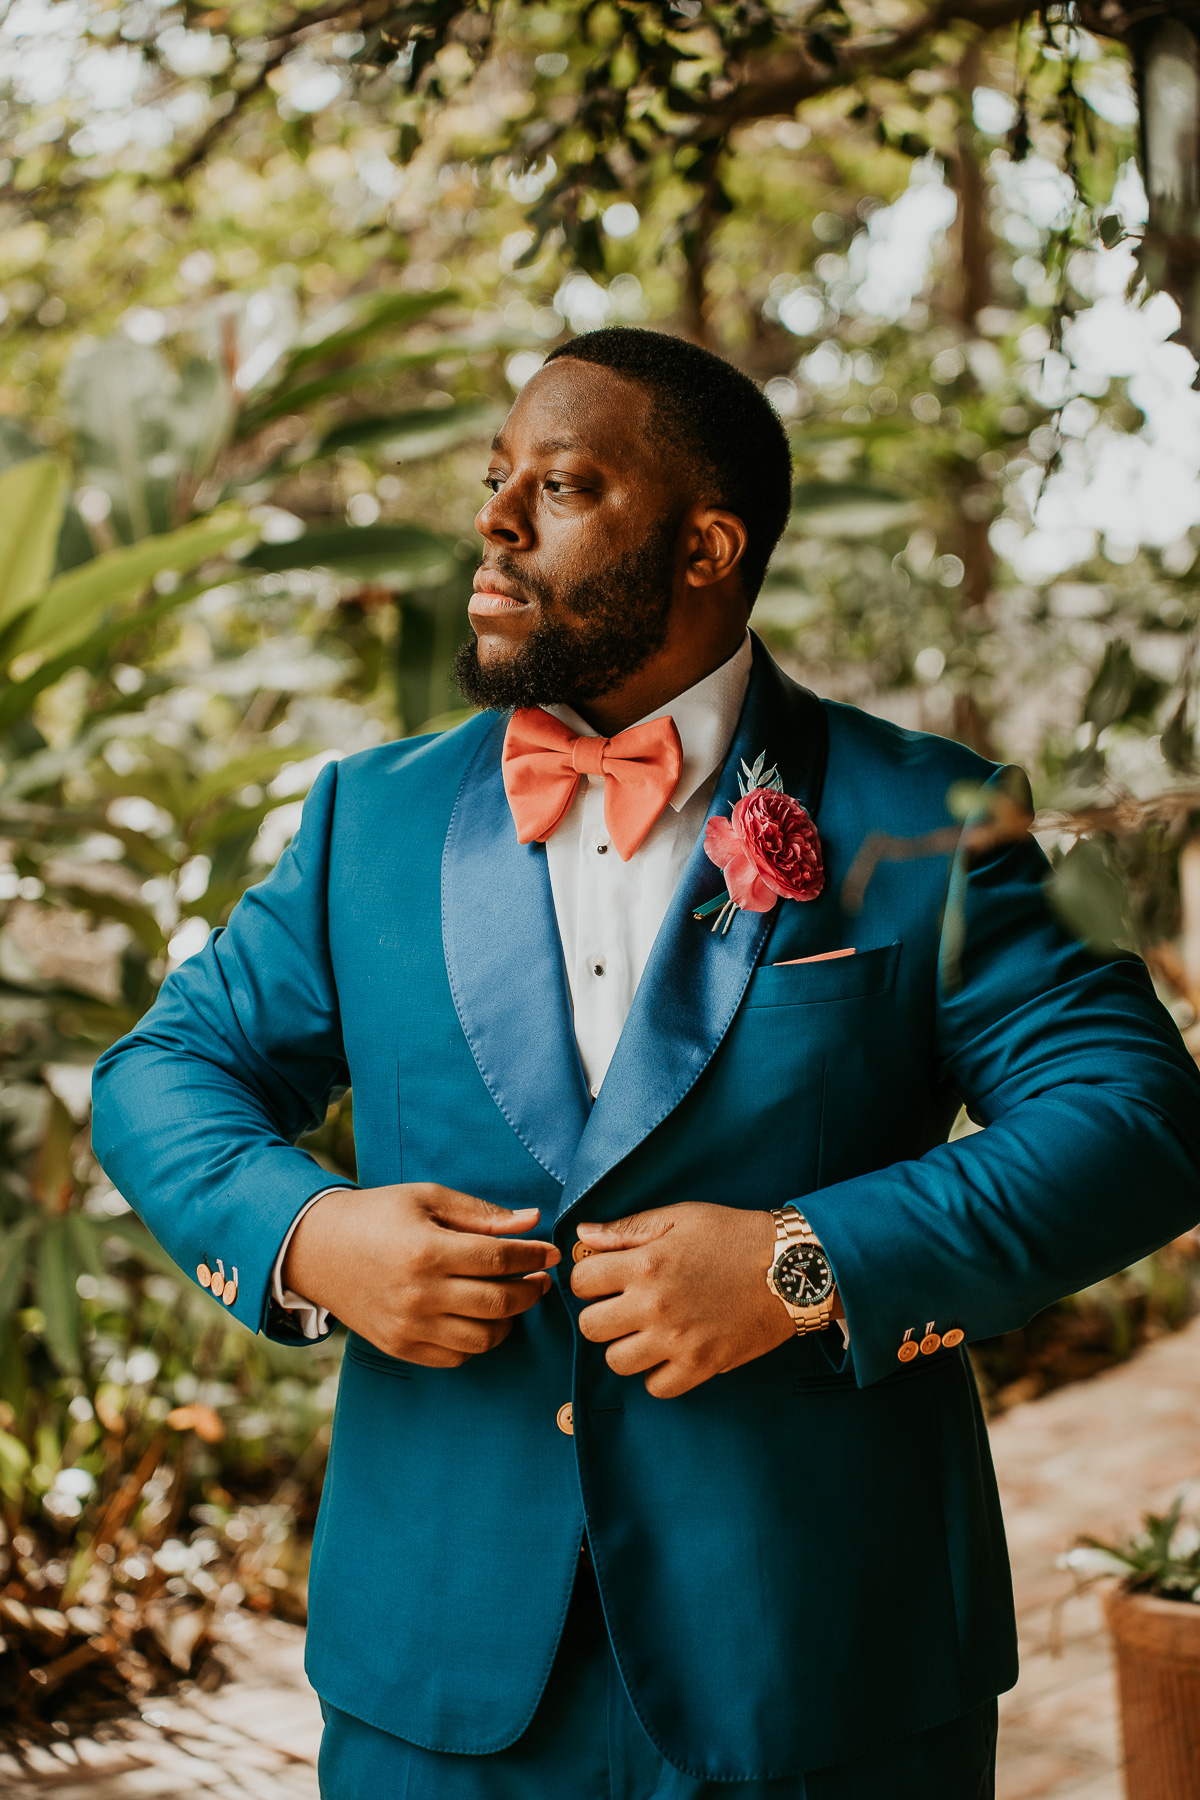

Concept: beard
[[453, 515, 680, 712]]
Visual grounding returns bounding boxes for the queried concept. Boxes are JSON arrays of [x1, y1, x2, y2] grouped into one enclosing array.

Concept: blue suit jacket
[[92, 637, 1200, 1779]]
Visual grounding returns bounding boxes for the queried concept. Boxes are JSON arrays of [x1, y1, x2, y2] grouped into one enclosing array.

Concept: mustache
[[476, 554, 561, 613]]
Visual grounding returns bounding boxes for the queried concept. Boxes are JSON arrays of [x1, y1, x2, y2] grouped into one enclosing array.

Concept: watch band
[[769, 1204, 836, 1336]]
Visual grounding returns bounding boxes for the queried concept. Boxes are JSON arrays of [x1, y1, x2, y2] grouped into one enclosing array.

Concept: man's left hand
[[572, 1203, 835, 1398]]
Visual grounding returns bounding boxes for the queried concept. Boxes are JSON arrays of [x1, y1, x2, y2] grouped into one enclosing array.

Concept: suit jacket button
[[196, 1264, 211, 1289], [920, 1331, 942, 1355], [897, 1341, 918, 1362], [556, 1403, 574, 1435], [222, 1283, 237, 1307], [942, 1327, 965, 1349], [572, 1242, 594, 1263]]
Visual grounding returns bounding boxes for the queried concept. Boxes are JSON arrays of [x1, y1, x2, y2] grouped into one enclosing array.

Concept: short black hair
[[543, 327, 793, 602]]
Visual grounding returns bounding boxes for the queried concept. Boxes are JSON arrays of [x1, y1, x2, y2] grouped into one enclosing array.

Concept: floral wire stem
[[714, 897, 739, 935], [690, 891, 740, 931], [693, 891, 730, 921]]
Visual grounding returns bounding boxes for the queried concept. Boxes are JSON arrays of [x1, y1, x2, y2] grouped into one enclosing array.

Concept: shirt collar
[[544, 630, 753, 813]]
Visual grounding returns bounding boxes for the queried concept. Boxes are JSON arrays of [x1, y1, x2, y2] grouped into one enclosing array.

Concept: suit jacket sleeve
[[91, 760, 353, 1344], [802, 768, 1200, 1389]]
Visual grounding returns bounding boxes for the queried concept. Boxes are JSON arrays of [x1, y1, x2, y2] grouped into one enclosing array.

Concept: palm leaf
[[35, 1217, 81, 1373], [0, 578, 209, 735], [315, 399, 500, 463], [241, 342, 485, 428], [9, 512, 251, 660], [0, 1216, 38, 1328], [244, 522, 457, 590], [0, 457, 66, 630], [267, 289, 458, 388]]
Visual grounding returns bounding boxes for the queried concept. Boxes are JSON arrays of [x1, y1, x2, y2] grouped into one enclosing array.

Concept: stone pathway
[[5, 1316, 1200, 1798], [994, 1313, 1200, 1800], [0, 1612, 322, 1798]]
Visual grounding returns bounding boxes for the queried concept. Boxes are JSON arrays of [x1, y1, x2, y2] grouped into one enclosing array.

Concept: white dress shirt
[[274, 634, 754, 1338], [542, 631, 753, 1096]]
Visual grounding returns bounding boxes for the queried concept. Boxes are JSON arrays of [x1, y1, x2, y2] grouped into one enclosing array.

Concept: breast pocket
[[742, 941, 901, 1009]]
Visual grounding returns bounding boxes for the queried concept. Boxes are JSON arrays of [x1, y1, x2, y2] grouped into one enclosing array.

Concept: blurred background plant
[[0, 273, 513, 1738], [1, 0, 1200, 1743], [1061, 1485, 1200, 1601]]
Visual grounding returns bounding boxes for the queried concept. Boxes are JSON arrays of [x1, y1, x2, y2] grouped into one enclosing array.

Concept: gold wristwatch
[[766, 1205, 837, 1336]]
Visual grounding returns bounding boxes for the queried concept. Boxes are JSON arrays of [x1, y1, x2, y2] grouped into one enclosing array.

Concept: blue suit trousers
[[317, 1555, 998, 1800]]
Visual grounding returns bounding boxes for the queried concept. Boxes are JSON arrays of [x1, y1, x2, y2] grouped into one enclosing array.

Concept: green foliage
[[0, 266, 502, 1584], [61, 339, 226, 544], [1068, 1490, 1200, 1600], [1046, 839, 1137, 955], [0, 460, 65, 628], [317, 398, 503, 462], [0, 0, 1195, 1700], [11, 513, 253, 662], [246, 523, 457, 589]]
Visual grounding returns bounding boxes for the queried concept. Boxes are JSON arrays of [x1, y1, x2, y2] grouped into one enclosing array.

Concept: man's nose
[[475, 483, 534, 550]]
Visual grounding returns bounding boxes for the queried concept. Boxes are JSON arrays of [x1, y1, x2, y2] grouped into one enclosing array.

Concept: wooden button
[[556, 1403, 574, 1436], [196, 1264, 211, 1289], [897, 1341, 919, 1362], [942, 1327, 965, 1349], [222, 1284, 237, 1307], [210, 1273, 224, 1298], [920, 1332, 942, 1355], [572, 1242, 594, 1263]]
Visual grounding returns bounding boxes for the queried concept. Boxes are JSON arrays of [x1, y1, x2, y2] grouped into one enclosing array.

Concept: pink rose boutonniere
[[696, 754, 823, 935]]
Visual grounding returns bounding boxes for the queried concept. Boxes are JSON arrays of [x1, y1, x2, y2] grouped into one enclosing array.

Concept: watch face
[[774, 1243, 834, 1308]]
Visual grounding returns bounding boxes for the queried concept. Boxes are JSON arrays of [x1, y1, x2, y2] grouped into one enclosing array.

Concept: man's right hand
[[282, 1184, 560, 1368]]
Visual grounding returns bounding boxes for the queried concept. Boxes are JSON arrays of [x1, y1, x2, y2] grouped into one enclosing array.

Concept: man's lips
[[469, 583, 532, 617]]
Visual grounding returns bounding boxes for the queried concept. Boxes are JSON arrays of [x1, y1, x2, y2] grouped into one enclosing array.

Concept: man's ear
[[682, 507, 748, 590]]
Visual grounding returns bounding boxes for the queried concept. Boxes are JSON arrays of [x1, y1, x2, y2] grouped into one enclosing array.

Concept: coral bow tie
[[502, 707, 684, 862]]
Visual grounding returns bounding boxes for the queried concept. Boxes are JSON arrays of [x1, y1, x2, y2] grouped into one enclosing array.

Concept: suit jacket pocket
[[742, 941, 900, 1009], [345, 1333, 413, 1378]]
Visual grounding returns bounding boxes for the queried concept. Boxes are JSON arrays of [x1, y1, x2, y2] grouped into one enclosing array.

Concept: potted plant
[[1061, 1492, 1200, 1799]]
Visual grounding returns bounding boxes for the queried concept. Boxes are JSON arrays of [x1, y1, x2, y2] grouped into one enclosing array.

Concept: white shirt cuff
[[271, 1188, 351, 1340]]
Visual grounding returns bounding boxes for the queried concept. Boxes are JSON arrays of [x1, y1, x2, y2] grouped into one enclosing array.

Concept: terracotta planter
[[1107, 1586, 1200, 1799]]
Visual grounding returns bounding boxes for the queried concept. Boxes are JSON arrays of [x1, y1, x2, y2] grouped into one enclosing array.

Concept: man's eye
[[483, 475, 505, 494]]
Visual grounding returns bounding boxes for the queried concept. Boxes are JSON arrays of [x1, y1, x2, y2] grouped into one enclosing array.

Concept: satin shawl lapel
[[441, 716, 590, 1187], [557, 638, 830, 1221]]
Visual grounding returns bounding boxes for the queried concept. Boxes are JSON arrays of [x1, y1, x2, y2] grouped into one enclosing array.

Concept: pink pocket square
[[772, 948, 857, 967]]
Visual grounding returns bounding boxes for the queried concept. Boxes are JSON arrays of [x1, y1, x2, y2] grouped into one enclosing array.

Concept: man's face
[[456, 360, 686, 711]]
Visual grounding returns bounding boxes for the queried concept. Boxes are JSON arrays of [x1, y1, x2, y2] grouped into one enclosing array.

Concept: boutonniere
[[694, 753, 824, 935]]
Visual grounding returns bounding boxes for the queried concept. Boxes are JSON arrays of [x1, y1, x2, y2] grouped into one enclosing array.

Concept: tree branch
[[170, 0, 393, 181], [695, 0, 1199, 136], [711, 0, 1032, 129]]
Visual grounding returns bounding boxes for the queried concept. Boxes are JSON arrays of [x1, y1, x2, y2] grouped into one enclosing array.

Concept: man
[[92, 328, 1200, 1799]]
